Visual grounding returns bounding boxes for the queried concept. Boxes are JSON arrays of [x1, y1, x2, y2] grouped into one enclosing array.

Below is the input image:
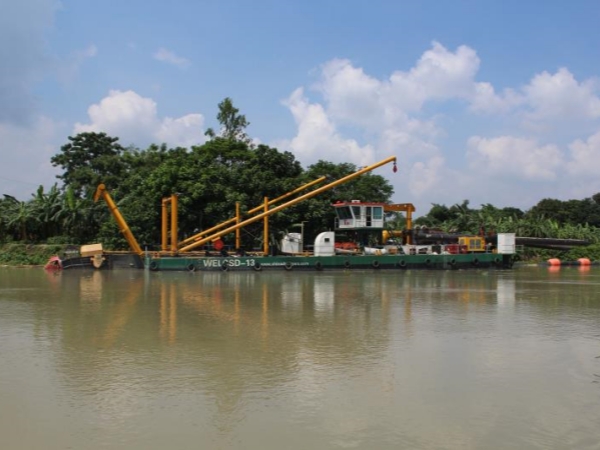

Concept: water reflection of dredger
[[159, 283, 177, 344], [98, 278, 144, 348], [261, 284, 271, 342], [496, 278, 516, 308], [176, 273, 393, 364], [313, 276, 335, 315], [79, 270, 104, 312], [53, 272, 396, 437]]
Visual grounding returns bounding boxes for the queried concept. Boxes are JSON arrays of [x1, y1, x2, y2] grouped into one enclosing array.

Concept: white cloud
[[316, 59, 383, 129], [470, 67, 600, 124], [74, 90, 206, 148], [467, 136, 563, 180], [283, 42, 482, 208], [523, 68, 600, 122], [315, 42, 484, 129], [390, 42, 480, 104], [408, 156, 446, 196], [153, 47, 190, 69], [567, 130, 600, 176], [469, 82, 523, 114], [281, 88, 376, 167], [280, 41, 600, 213]]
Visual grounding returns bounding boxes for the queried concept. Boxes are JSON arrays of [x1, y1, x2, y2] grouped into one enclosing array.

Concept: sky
[[2, 0, 600, 216]]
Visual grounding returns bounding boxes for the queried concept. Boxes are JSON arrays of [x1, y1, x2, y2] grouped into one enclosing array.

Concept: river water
[[1, 266, 599, 449]]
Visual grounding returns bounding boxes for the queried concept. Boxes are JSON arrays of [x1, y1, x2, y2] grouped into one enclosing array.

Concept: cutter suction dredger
[[143, 155, 517, 272], [72, 155, 517, 271]]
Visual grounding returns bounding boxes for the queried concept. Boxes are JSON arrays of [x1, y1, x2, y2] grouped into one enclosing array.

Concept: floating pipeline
[[144, 252, 515, 272], [543, 258, 597, 267]]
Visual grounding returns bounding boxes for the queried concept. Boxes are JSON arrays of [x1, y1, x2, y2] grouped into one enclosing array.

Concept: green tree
[[415, 203, 451, 227], [205, 97, 251, 144], [54, 187, 97, 244], [51, 132, 126, 196], [31, 184, 62, 240], [2, 195, 37, 241]]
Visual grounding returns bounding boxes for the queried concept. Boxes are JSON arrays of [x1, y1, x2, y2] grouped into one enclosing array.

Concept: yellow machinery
[[178, 156, 397, 253], [458, 236, 486, 252], [94, 156, 397, 256], [162, 194, 178, 253], [94, 184, 144, 255], [176, 176, 327, 250], [382, 203, 416, 245]]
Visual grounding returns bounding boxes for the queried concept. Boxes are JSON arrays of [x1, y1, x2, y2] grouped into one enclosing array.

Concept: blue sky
[[2, 0, 600, 216]]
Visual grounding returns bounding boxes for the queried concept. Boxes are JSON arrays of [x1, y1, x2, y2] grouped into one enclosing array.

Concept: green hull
[[146, 253, 514, 272]]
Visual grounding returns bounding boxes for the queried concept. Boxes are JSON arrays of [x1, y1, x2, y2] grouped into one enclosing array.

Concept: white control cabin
[[333, 201, 385, 230]]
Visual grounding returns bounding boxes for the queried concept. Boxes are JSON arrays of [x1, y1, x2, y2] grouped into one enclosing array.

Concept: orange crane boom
[[94, 184, 144, 255], [177, 176, 327, 248], [178, 156, 397, 253]]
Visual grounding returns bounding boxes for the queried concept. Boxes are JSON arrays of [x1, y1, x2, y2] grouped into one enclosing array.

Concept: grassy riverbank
[[0, 243, 70, 266]]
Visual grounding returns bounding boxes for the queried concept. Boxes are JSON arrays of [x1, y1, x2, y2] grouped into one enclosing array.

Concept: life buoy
[[187, 263, 196, 272], [149, 261, 159, 271], [284, 262, 293, 271], [315, 261, 323, 271], [221, 261, 229, 271], [397, 260, 406, 268], [372, 260, 380, 269], [253, 262, 262, 271], [344, 260, 351, 269]]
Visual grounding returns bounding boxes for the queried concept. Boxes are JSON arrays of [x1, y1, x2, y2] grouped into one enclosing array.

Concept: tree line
[[0, 99, 394, 251], [1, 98, 600, 258]]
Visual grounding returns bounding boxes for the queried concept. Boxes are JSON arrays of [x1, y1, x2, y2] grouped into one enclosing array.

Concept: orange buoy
[[547, 258, 561, 266], [577, 258, 591, 266]]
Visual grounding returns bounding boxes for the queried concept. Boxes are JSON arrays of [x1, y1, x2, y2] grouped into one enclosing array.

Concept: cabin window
[[336, 207, 353, 220], [373, 206, 383, 220]]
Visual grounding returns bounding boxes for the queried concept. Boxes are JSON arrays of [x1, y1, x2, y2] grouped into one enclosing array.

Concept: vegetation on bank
[[1, 98, 600, 266], [0, 243, 70, 266]]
